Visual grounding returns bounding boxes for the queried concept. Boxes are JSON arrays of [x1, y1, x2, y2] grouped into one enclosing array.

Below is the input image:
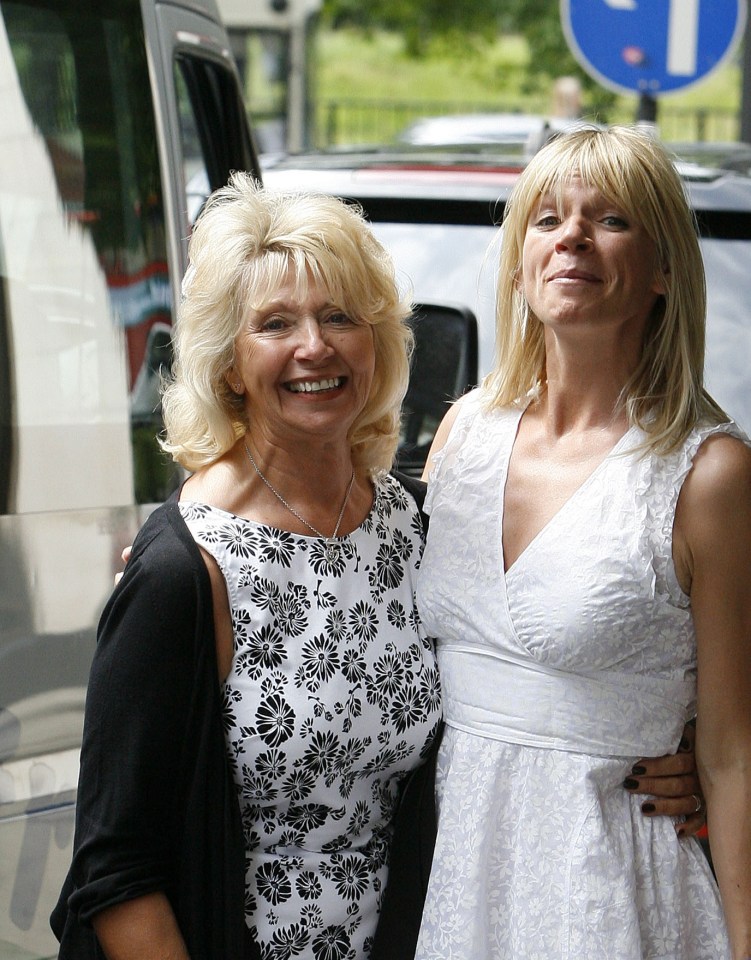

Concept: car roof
[[395, 112, 582, 146], [263, 154, 522, 205], [262, 146, 751, 230]]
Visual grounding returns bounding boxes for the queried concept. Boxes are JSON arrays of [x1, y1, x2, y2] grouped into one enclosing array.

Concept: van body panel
[[0, 1, 258, 955]]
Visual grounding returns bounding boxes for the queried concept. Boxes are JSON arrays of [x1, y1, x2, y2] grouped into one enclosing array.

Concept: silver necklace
[[244, 441, 355, 562]]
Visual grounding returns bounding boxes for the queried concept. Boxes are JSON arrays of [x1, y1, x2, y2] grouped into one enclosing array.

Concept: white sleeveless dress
[[415, 389, 746, 960], [179, 474, 441, 960]]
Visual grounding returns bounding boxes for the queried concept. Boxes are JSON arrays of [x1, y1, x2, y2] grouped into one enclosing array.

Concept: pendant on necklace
[[325, 540, 339, 563]]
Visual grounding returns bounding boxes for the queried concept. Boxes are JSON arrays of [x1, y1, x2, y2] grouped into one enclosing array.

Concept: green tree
[[501, 0, 615, 105], [322, 0, 615, 107], [322, 0, 505, 55]]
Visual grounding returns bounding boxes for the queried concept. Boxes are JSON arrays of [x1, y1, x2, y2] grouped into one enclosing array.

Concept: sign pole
[[636, 93, 658, 123], [742, 12, 751, 141]]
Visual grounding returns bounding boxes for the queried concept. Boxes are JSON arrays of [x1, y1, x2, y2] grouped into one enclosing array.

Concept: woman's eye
[[325, 311, 354, 326], [602, 214, 628, 228], [260, 316, 287, 332], [534, 214, 559, 228]]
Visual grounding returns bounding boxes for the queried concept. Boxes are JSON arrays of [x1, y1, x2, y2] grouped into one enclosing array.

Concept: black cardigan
[[51, 497, 256, 958]]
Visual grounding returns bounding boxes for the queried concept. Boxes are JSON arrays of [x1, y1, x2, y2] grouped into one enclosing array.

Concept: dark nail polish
[[623, 778, 639, 790], [631, 764, 646, 775], [642, 802, 655, 813]]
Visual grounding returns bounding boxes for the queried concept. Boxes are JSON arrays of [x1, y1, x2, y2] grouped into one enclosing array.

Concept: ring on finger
[[691, 793, 703, 814]]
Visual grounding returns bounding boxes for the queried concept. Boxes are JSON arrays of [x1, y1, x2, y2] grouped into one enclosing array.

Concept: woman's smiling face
[[228, 263, 376, 449], [521, 177, 666, 340]]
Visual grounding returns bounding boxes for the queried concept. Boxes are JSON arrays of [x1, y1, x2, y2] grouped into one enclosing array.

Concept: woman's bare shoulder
[[687, 432, 751, 504], [678, 431, 751, 551]]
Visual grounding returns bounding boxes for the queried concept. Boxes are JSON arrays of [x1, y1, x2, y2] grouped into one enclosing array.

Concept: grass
[[318, 29, 533, 103], [313, 27, 743, 145]]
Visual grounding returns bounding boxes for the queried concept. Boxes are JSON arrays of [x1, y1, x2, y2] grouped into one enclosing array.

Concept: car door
[[146, 0, 259, 292]]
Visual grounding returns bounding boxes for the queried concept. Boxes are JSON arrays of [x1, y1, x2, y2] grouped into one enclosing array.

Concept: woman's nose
[[555, 218, 593, 251], [294, 318, 333, 359]]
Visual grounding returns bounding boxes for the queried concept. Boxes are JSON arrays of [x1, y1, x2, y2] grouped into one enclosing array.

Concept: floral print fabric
[[180, 474, 441, 960], [414, 391, 747, 959]]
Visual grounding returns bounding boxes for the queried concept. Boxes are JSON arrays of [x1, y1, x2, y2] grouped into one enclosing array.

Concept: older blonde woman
[[52, 177, 441, 960], [415, 127, 751, 958]]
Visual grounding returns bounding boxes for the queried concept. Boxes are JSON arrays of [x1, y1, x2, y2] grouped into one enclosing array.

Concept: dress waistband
[[438, 645, 695, 757]]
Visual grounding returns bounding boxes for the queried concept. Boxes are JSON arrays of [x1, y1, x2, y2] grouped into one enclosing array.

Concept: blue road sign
[[561, 0, 747, 95]]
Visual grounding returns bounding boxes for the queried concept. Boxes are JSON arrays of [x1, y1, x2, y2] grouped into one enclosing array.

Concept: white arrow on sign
[[667, 0, 699, 74], [602, 0, 700, 77]]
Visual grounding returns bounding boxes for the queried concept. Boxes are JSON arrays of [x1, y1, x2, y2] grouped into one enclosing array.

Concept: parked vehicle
[[395, 112, 595, 157], [262, 145, 751, 470], [0, 0, 258, 955], [667, 140, 751, 176]]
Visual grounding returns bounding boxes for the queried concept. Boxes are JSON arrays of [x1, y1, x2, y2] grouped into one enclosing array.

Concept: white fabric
[[415, 389, 746, 959]]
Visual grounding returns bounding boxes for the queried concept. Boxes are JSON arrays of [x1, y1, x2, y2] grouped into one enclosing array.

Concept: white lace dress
[[414, 389, 746, 960], [180, 474, 441, 960]]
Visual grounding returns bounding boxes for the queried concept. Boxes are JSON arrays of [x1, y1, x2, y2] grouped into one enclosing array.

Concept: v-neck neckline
[[500, 406, 637, 577]]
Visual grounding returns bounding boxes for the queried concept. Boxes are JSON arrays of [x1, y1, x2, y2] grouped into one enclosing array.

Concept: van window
[[2, 0, 176, 511], [176, 51, 258, 225]]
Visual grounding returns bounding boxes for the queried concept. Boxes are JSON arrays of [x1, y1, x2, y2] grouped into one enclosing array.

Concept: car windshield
[[370, 220, 499, 374], [261, 149, 751, 440]]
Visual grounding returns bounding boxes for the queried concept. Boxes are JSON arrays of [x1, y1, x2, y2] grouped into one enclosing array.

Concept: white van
[[0, 1, 259, 955]]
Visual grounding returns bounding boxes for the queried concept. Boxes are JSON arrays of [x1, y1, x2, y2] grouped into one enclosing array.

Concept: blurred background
[[218, 0, 751, 156]]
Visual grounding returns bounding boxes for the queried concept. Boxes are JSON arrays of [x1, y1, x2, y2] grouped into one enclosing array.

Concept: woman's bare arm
[[677, 433, 751, 959], [91, 892, 190, 960]]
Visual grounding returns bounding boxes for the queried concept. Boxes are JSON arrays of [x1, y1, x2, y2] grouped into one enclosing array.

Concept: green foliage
[[321, 0, 613, 102], [315, 26, 742, 146], [323, 0, 503, 36], [323, 0, 505, 55]]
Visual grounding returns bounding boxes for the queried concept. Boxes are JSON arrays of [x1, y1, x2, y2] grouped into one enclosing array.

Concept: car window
[[703, 238, 751, 434], [175, 53, 256, 225], [369, 221, 500, 384]]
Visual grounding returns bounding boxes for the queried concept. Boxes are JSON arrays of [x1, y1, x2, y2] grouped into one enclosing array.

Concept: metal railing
[[315, 98, 741, 148]]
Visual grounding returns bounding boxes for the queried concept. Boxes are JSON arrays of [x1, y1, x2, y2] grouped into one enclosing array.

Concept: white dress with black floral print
[[180, 474, 441, 960]]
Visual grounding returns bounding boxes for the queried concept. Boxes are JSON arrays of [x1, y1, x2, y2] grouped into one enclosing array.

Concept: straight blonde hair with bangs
[[484, 125, 727, 452], [160, 173, 414, 474]]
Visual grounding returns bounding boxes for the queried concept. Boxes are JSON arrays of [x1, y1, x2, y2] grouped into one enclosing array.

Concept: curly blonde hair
[[161, 173, 413, 474], [484, 125, 726, 452]]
